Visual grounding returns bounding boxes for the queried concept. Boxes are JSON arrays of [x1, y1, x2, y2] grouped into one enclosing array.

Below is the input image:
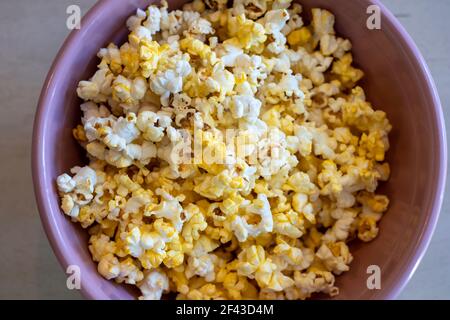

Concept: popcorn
[[261, 9, 289, 33], [139, 40, 164, 78], [186, 15, 214, 36], [117, 257, 144, 284], [260, 9, 289, 54], [126, 226, 144, 258], [98, 44, 123, 74], [183, 0, 207, 13], [61, 194, 78, 217], [292, 193, 315, 223], [316, 242, 353, 275], [320, 34, 351, 57], [233, 194, 273, 241], [98, 254, 121, 280], [180, 36, 217, 64], [216, 42, 243, 67], [311, 8, 335, 37], [284, 171, 316, 194], [229, 95, 262, 123], [89, 234, 116, 262], [293, 269, 338, 298], [57, 166, 98, 220], [332, 53, 364, 88], [237, 245, 265, 276], [150, 190, 185, 231], [273, 211, 303, 238], [126, 8, 147, 32], [279, 73, 304, 98], [56, 174, 76, 193], [77, 68, 114, 103], [150, 57, 192, 106], [311, 126, 337, 159], [227, 14, 267, 52], [237, 245, 294, 291], [80, 102, 111, 124], [233, 0, 268, 19], [143, 6, 162, 35], [287, 125, 313, 156], [273, 240, 308, 268], [287, 27, 311, 47], [357, 216, 379, 242], [293, 48, 333, 85], [194, 171, 233, 200], [138, 270, 169, 300], [185, 255, 216, 281], [57, 0, 392, 300], [182, 204, 208, 243], [191, 235, 219, 257], [204, 0, 227, 10], [207, 63, 235, 97], [322, 208, 356, 243], [119, 43, 140, 78]]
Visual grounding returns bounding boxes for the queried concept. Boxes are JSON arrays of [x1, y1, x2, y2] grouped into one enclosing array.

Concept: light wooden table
[[0, 0, 448, 299]]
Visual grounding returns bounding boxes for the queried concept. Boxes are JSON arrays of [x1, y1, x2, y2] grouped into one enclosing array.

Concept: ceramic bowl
[[32, 0, 447, 299]]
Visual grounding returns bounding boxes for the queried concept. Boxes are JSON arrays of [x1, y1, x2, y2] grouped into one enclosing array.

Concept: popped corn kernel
[[138, 269, 169, 300], [287, 27, 311, 47]]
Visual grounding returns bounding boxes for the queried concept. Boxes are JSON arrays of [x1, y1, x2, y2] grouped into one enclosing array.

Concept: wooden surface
[[0, 0, 448, 299]]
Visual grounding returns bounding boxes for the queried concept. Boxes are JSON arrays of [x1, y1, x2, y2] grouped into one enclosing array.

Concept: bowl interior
[[34, 0, 445, 299]]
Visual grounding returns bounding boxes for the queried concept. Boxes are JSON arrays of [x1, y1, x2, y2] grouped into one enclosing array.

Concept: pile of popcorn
[[57, 0, 391, 300]]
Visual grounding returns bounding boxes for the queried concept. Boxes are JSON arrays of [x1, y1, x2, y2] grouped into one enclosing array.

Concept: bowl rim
[[32, 0, 447, 300]]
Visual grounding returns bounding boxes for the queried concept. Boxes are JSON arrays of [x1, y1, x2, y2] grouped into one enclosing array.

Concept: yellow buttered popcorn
[[57, 0, 392, 300]]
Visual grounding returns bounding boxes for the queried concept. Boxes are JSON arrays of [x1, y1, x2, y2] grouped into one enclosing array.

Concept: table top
[[0, 0, 448, 299]]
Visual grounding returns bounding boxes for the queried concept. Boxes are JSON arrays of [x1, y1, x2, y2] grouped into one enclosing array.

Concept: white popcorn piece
[[138, 270, 169, 300], [185, 255, 216, 281], [56, 174, 76, 193], [98, 254, 121, 280], [77, 68, 114, 102], [229, 95, 262, 123], [231, 194, 273, 242]]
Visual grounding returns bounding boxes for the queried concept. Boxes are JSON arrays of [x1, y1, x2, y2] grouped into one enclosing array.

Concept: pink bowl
[[32, 0, 446, 300]]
